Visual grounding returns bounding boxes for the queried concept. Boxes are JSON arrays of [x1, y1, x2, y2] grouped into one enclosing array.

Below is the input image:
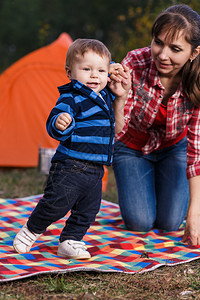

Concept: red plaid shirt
[[116, 47, 200, 179]]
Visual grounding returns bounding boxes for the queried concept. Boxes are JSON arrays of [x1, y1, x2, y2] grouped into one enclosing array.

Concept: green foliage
[[0, 168, 46, 198], [0, 0, 199, 72], [48, 274, 66, 293]]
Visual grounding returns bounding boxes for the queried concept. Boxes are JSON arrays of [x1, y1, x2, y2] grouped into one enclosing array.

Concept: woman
[[111, 4, 200, 245]]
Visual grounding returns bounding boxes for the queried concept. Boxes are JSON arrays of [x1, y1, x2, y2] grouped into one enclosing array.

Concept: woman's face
[[151, 30, 193, 78]]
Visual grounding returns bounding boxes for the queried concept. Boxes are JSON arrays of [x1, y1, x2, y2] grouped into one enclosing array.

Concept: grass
[[1, 166, 200, 299]]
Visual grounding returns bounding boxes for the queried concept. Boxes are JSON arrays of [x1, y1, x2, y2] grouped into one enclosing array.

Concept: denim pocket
[[60, 159, 88, 174]]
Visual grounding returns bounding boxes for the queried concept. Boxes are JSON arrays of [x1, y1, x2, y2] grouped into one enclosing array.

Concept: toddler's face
[[66, 50, 109, 94]]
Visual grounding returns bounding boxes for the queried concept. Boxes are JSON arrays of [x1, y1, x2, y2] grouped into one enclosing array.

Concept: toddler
[[13, 38, 130, 259]]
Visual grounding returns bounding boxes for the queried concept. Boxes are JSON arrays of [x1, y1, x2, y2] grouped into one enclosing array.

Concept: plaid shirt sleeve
[[187, 106, 200, 178]]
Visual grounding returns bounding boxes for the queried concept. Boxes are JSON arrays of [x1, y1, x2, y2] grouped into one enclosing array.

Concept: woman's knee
[[122, 214, 155, 232], [156, 218, 184, 231]]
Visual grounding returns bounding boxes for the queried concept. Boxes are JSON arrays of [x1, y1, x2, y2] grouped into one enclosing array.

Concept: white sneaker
[[57, 240, 91, 259], [13, 223, 42, 254]]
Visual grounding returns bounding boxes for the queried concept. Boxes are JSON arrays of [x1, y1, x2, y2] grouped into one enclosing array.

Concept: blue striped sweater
[[46, 79, 115, 165]]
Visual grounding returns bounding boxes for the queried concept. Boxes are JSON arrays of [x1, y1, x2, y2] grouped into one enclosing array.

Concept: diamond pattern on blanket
[[0, 195, 200, 282]]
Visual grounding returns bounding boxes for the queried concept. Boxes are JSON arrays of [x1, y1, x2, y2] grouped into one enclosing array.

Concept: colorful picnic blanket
[[1, 195, 200, 282]]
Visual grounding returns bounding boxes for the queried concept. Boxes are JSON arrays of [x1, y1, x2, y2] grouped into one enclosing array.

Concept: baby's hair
[[66, 38, 111, 68]]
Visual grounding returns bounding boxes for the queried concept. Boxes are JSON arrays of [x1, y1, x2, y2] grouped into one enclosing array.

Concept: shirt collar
[[148, 59, 162, 88]]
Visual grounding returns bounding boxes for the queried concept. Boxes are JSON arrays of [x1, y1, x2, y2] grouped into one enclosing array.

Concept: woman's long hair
[[152, 4, 200, 107]]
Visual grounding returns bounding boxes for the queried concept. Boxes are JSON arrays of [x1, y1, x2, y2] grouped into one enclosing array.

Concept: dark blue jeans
[[113, 138, 189, 232], [27, 158, 104, 242]]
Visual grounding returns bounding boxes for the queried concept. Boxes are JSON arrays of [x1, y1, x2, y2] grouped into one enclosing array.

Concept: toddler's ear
[[65, 66, 72, 80]]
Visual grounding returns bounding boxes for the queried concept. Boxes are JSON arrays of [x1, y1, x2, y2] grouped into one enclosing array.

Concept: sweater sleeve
[[46, 93, 77, 142]]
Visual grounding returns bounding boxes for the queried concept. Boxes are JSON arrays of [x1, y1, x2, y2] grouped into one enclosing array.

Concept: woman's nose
[[158, 47, 169, 60]]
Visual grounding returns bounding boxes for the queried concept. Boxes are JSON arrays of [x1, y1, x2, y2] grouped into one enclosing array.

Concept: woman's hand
[[108, 63, 129, 85], [108, 65, 131, 97], [108, 64, 131, 134], [182, 175, 200, 245], [182, 212, 200, 245]]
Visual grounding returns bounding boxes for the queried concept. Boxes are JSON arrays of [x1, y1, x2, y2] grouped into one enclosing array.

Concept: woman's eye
[[171, 47, 182, 53], [154, 38, 162, 45]]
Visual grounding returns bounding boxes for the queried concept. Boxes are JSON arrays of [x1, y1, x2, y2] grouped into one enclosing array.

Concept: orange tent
[[0, 33, 73, 167]]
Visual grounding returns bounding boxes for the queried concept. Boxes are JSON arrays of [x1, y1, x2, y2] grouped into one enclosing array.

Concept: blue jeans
[[27, 158, 104, 242], [112, 138, 189, 232]]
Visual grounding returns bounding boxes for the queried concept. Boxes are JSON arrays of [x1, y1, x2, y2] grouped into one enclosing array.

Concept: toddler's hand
[[55, 113, 72, 131], [108, 63, 129, 85], [108, 65, 131, 97]]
